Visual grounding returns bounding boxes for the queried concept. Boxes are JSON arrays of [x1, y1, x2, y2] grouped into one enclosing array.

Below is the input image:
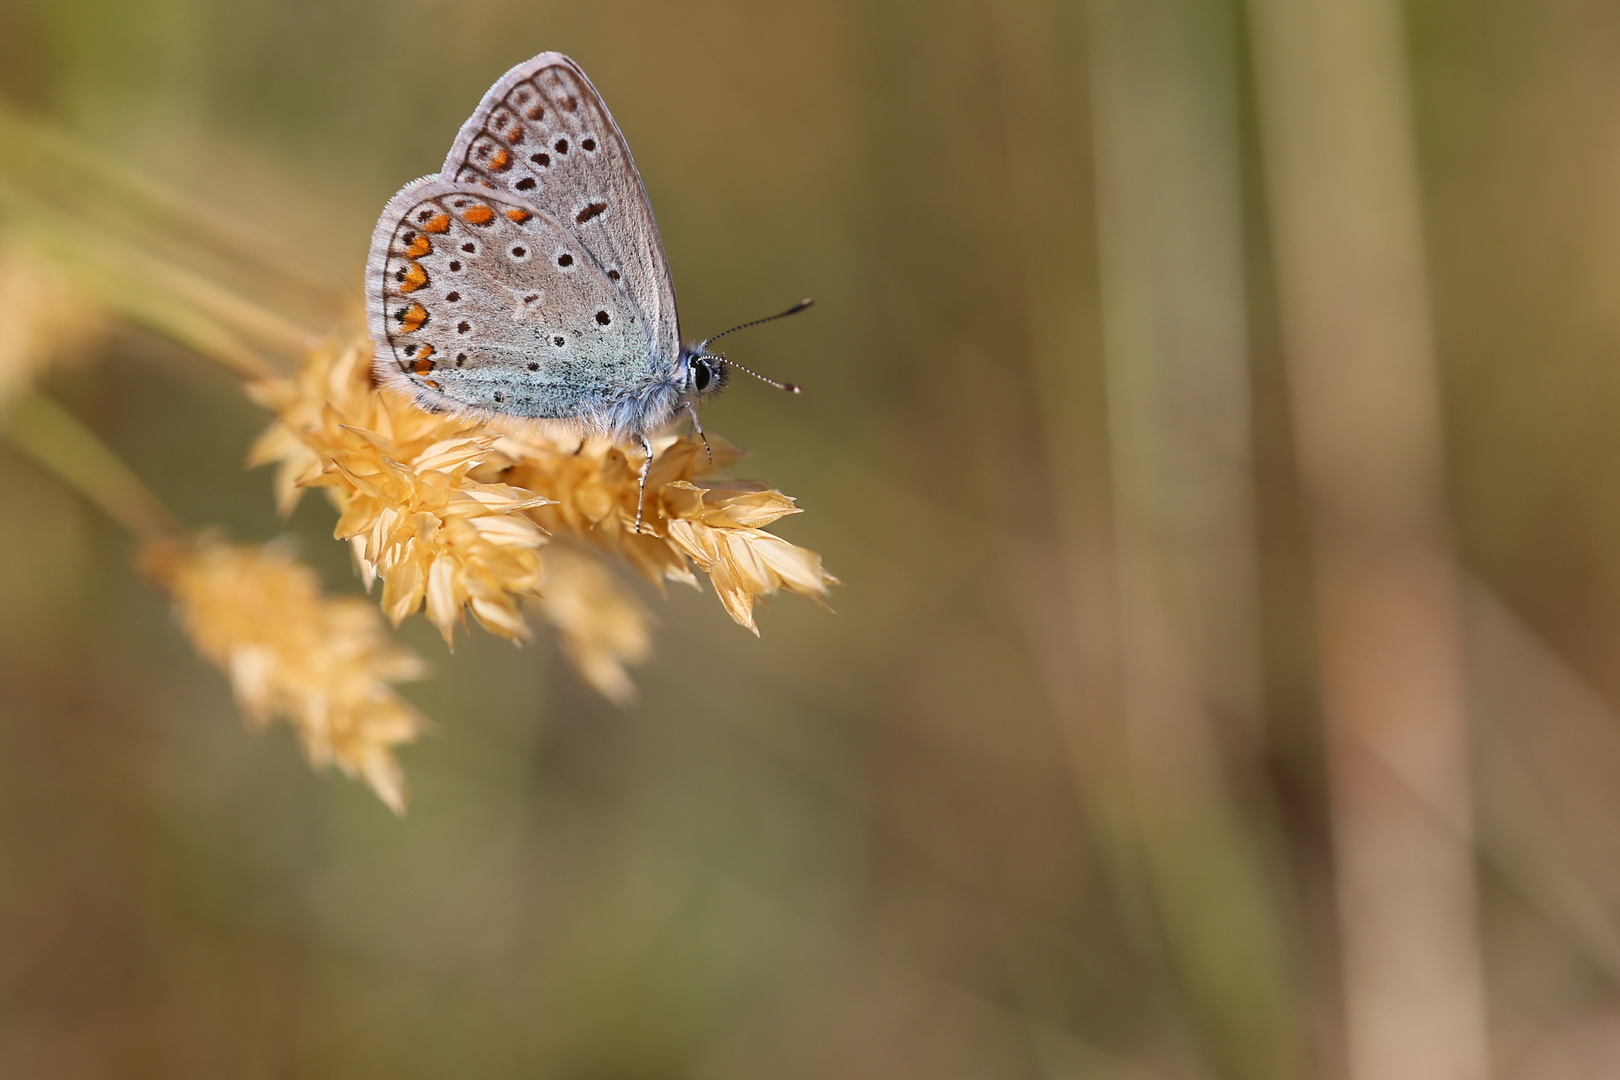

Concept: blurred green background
[[6, 0, 1620, 1076]]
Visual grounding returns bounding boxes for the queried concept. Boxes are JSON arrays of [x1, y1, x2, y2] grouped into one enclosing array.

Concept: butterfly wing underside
[[440, 53, 680, 372], [366, 178, 656, 426]]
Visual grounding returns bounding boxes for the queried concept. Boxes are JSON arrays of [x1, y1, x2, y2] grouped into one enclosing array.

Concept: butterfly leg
[[686, 401, 712, 464], [634, 432, 653, 534]]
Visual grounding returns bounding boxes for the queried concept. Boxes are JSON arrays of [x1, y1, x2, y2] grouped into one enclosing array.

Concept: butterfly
[[365, 52, 805, 528]]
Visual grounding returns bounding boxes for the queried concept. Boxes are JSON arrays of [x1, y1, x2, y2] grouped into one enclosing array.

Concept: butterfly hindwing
[[365, 178, 657, 427], [439, 53, 680, 371]]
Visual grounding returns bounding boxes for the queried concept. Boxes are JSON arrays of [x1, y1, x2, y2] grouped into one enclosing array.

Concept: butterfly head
[[683, 351, 731, 402]]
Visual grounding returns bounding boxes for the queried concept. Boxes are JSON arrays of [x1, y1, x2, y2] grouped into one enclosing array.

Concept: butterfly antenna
[[701, 352, 802, 394], [697, 298, 814, 350]]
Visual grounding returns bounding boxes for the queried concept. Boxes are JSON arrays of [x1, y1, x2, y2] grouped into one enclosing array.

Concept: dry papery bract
[[249, 333, 835, 659], [537, 543, 653, 706], [500, 424, 838, 635], [249, 340, 552, 647], [141, 536, 427, 814]]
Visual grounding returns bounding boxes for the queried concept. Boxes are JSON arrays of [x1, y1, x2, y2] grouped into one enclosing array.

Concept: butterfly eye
[[694, 361, 712, 392]]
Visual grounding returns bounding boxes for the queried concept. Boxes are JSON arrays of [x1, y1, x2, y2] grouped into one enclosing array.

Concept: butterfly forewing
[[440, 53, 680, 370], [366, 178, 653, 424]]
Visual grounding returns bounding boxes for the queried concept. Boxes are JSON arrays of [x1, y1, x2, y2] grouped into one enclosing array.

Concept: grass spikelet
[[537, 544, 653, 707], [249, 336, 552, 646], [142, 535, 427, 813], [251, 333, 836, 661]]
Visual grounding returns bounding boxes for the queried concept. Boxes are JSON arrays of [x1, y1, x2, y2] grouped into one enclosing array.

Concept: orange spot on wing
[[506, 208, 531, 224], [463, 204, 495, 226], [403, 234, 431, 258], [398, 262, 428, 292], [422, 379, 441, 390], [488, 147, 511, 171], [504, 125, 524, 143], [423, 213, 451, 234], [400, 303, 428, 332]]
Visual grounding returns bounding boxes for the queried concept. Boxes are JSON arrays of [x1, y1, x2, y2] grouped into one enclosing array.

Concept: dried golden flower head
[[142, 535, 427, 813], [250, 337, 553, 647], [498, 430, 837, 634], [248, 333, 835, 698]]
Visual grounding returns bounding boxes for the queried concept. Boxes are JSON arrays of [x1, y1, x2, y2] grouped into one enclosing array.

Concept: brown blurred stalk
[[1086, 0, 1307, 1074], [1247, 1, 1490, 1078], [3, 390, 179, 539]]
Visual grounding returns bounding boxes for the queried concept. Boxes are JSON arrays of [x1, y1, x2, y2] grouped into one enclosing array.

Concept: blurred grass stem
[[0, 107, 332, 379], [0, 104, 347, 324], [2, 389, 180, 538], [1247, 0, 1490, 1077], [0, 187, 292, 380], [1086, 0, 1307, 1073]]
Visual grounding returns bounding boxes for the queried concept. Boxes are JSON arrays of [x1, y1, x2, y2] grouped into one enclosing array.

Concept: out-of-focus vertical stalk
[[1246, 2, 1490, 1078], [1086, 0, 1306, 1074], [2, 390, 179, 539]]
